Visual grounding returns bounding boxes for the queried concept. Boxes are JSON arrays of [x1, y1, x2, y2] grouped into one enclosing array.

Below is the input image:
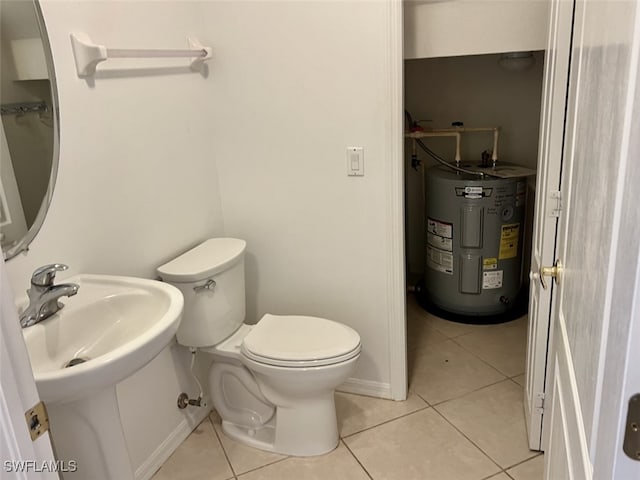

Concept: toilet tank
[[157, 238, 246, 348]]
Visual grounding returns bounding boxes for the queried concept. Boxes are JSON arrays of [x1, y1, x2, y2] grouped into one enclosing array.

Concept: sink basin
[[21, 274, 183, 403], [18, 274, 183, 480]]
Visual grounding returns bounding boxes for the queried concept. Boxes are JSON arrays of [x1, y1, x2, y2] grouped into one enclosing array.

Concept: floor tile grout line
[[433, 398, 543, 475], [406, 332, 451, 351], [502, 451, 544, 471], [340, 404, 431, 439], [407, 315, 472, 341], [406, 313, 452, 336], [448, 334, 522, 379], [501, 452, 543, 471], [420, 376, 512, 408], [407, 317, 521, 379], [211, 418, 291, 478], [432, 392, 543, 472], [507, 375, 526, 387], [231, 455, 291, 478], [479, 469, 519, 480], [407, 302, 521, 360], [480, 471, 507, 480], [407, 324, 525, 352], [407, 338, 510, 387], [340, 439, 375, 480], [431, 405, 505, 473], [428, 324, 481, 340], [414, 391, 433, 407], [407, 315, 518, 340], [209, 414, 239, 479], [209, 411, 294, 477], [406, 297, 524, 341]]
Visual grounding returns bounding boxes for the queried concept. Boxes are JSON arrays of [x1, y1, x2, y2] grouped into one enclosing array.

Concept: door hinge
[[25, 401, 49, 441], [534, 392, 546, 414], [549, 191, 562, 218], [623, 394, 640, 461]]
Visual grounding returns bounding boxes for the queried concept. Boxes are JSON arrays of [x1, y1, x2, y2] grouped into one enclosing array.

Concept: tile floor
[[152, 295, 543, 480]]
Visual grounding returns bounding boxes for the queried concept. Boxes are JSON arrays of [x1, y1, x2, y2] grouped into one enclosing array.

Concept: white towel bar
[[70, 32, 212, 77]]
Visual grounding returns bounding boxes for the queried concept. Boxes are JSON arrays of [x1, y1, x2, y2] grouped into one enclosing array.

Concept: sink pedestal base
[[48, 386, 134, 480]]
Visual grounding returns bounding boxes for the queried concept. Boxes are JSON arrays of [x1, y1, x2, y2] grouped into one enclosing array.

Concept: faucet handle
[[31, 264, 69, 287]]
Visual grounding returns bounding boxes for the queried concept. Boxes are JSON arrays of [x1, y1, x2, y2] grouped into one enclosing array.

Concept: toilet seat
[[242, 344, 361, 368], [240, 314, 361, 368]]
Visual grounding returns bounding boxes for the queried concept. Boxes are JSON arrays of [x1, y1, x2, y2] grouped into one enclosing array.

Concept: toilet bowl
[[157, 238, 361, 456]]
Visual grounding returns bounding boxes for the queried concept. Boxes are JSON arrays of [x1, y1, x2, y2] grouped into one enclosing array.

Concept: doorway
[[402, 51, 548, 461]]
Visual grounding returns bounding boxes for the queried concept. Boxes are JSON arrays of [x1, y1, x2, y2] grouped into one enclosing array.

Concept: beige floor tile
[[407, 310, 449, 377], [436, 380, 537, 469], [344, 409, 500, 480], [336, 391, 428, 437], [406, 296, 479, 338], [237, 442, 368, 480], [152, 419, 233, 480], [407, 313, 449, 350], [209, 411, 287, 475], [454, 318, 528, 376], [511, 374, 526, 387], [409, 340, 506, 405], [486, 474, 511, 480], [506, 454, 544, 480], [424, 314, 484, 338], [406, 293, 426, 315]]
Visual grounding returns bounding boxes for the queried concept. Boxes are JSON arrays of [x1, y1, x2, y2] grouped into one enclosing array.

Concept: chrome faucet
[[20, 264, 79, 328]]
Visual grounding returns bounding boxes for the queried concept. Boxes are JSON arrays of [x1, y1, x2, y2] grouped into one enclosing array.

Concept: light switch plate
[[347, 147, 364, 176]]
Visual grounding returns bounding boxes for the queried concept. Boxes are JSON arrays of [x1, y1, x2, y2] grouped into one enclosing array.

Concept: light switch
[[347, 147, 364, 176]]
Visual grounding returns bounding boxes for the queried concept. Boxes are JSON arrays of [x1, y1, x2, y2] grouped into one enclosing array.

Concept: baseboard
[[135, 403, 211, 480], [338, 377, 392, 400]]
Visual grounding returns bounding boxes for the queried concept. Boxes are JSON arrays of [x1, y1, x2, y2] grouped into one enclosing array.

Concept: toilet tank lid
[[157, 238, 246, 283]]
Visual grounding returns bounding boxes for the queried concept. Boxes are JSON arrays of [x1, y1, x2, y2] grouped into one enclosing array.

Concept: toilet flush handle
[[193, 279, 216, 292]]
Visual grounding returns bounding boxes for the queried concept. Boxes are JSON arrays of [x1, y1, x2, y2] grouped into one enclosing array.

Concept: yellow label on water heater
[[483, 258, 498, 270], [499, 223, 520, 260]]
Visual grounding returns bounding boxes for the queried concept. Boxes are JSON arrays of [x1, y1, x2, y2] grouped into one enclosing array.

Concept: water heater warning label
[[427, 232, 453, 252], [427, 246, 453, 275], [499, 223, 520, 259], [483, 258, 498, 270], [427, 218, 453, 239], [483, 270, 503, 289]]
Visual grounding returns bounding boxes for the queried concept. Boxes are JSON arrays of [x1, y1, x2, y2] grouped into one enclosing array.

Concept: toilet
[[157, 238, 361, 456]]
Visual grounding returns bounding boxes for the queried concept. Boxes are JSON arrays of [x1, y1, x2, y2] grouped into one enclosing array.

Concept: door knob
[[539, 260, 562, 290]]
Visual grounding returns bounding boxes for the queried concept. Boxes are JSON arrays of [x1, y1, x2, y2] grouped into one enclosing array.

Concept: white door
[[0, 259, 58, 479], [524, 0, 574, 451], [544, 0, 640, 478]]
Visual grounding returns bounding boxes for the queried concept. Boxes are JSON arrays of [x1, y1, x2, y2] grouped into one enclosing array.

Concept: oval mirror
[[0, 0, 59, 259]]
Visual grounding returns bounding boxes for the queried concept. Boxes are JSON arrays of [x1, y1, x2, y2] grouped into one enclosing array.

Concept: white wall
[[200, 0, 401, 397], [404, 53, 545, 276], [404, 0, 548, 60], [4, 1, 223, 477]]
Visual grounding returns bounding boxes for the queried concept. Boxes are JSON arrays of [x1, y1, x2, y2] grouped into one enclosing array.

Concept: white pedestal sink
[[20, 274, 183, 480]]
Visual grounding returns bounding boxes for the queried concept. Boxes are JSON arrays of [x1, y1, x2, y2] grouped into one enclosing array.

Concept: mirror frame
[[3, 0, 60, 260]]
